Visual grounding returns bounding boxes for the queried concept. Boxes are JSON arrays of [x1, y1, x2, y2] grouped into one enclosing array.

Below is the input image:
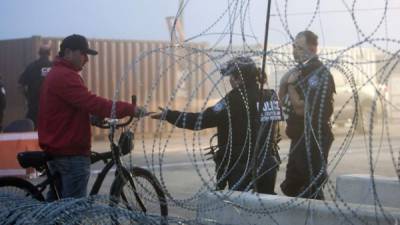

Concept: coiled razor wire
[[3, 0, 400, 224], [109, 0, 400, 223], [0, 193, 222, 225]]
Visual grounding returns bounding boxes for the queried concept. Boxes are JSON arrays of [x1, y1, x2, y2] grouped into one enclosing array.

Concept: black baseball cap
[[59, 34, 98, 56], [220, 56, 257, 77]]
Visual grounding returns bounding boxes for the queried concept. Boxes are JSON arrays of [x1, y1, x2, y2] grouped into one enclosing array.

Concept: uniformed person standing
[[279, 30, 335, 200], [151, 56, 281, 194], [253, 79, 283, 194], [18, 44, 52, 128]]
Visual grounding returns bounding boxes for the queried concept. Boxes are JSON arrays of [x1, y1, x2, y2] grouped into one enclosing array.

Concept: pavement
[[86, 125, 400, 219]]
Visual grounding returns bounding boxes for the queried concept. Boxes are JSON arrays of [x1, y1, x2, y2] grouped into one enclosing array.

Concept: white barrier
[[196, 191, 400, 225], [336, 174, 400, 208]]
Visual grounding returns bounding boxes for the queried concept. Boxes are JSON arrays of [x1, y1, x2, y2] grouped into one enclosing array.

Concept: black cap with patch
[[59, 34, 98, 56], [220, 56, 257, 77]]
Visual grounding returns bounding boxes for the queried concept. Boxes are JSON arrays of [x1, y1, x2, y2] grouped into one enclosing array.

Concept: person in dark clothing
[[0, 75, 6, 131], [253, 85, 283, 194], [151, 57, 281, 194], [279, 30, 335, 200], [18, 44, 53, 128]]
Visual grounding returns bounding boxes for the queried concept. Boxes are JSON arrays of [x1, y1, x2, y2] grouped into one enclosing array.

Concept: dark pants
[[254, 153, 279, 194], [215, 159, 249, 191], [281, 130, 333, 200], [215, 157, 252, 192], [215, 153, 279, 194], [215, 158, 229, 190], [47, 156, 91, 201]]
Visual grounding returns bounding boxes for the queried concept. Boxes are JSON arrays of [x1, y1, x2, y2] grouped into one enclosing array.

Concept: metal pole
[[259, 0, 272, 90], [179, 0, 184, 30], [253, 0, 273, 193]]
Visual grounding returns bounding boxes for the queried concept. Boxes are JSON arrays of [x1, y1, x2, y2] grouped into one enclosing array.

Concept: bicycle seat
[[17, 151, 50, 169]]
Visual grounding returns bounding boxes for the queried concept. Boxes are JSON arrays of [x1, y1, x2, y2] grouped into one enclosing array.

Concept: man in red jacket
[[38, 34, 146, 200]]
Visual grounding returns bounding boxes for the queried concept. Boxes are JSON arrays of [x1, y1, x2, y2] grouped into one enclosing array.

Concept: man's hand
[[134, 106, 150, 118], [150, 107, 167, 120]]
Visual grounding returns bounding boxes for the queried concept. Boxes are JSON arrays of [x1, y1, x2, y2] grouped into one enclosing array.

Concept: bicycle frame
[[89, 155, 116, 196]]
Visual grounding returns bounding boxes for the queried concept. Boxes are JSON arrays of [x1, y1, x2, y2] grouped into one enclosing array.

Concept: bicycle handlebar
[[91, 95, 137, 129]]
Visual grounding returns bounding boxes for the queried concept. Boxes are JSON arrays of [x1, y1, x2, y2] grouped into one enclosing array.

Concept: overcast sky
[[1, 0, 399, 49]]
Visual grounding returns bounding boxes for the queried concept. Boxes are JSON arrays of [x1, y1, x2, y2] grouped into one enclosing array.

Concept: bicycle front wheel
[[0, 176, 44, 201], [110, 167, 168, 220]]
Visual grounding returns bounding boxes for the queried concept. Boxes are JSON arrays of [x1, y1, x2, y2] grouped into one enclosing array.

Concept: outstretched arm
[[49, 72, 135, 118], [151, 99, 226, 130]]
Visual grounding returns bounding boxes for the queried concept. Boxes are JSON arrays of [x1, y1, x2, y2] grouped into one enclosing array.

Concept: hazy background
[[1, 0, 399, 49]]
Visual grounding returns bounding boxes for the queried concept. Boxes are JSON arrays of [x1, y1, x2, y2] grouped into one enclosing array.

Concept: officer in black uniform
[[151, 57, 281, 194], [253, 73, 283, 194], [279, 30, 335, 200], [0, 75, 6, 131], [18, 44, 52, 128]]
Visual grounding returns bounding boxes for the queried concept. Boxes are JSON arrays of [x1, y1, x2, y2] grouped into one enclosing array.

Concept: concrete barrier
[[196, 191, 400, 225], [336, 174, 400, 208]]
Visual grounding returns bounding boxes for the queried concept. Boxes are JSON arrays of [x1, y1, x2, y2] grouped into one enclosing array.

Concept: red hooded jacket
[[38, 58, 135, 156]]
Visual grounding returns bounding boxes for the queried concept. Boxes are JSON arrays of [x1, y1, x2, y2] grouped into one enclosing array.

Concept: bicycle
[[0, 96, 168, 223]]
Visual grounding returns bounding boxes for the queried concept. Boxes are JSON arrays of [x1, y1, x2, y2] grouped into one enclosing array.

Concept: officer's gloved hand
[[90, 115, 105, 127], [134, 106, 149, 118], [150, 107, 167, 120]]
